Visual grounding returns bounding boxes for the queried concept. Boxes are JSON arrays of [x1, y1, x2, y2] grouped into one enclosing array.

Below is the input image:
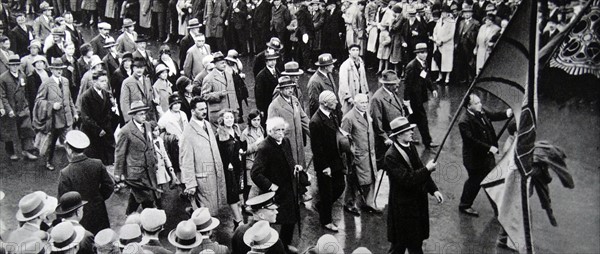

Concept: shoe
[[9, 154, 19, 161], [459, 207, 480, 217], [322, 223, 339, 232], [287, 245, 299, 253], [344, 205, 360, 216], [362, 205, 383, 214], [22, 151, 38, 160], [45, 162, 55, 171]]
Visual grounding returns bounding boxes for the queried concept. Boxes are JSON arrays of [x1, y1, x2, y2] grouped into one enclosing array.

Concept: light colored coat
[[183, 44, 211, 78], [120, 75, 156, 123], [204, 0, 228, 38], [341, 107, 377, 185], [431, 17, 456, 72], [33, 15, 52, 40], [152, 78, 173, 116], [475, 23, 500, 72], [34, 75, 77, 130], [116, 31, 138, 54], [179, 119, 228, 215], [338, 57, 368, 114], [139, 0, 153, 28], [201, 69, 239, 123], [153, 136, 172, 185], [158, 110, 189, 140], [268, 95, 310, 167]]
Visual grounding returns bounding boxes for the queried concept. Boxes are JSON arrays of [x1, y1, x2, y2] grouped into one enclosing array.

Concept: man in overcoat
[[114, 101, 159, 215], [9, 13, 35, 57], [0, 55, 38, 161], [120, 58, 157, 123], [201, 52, 239, 124], [454, 5, 480, 84], [204, 0, 228, 52], [178, 19, 202, 68], [458, 93, 511, 216], [251, 117, 302, 252], [338, 44, 369, 114], [309, 90, 346, 232], [321, 0, 345, 60], [307, 53, 342, 119], [384, 116, 443, 254], [33, 2, 53, 40], [58, 130, 114, 235], [179, 96, 228, 215], [226, 0, 248, 55], [89, 23, 114, 59], [252, 0, 272, 53], [254, 49, 279, 126], [183, 34, 212, 79]]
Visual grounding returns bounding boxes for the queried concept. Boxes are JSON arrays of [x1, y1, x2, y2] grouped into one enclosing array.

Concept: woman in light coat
[[475, 14, 500, 74], [177, 0, 193, 36], [153, 64, 174, 117], [431, 7, 456, 84], [240, 110, 264, 198], [376, 1, 396, 73]]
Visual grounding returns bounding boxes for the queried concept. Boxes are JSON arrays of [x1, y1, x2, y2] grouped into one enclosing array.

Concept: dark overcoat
[[306, 71, 342, 119], [404, 58, 435, 105], [79, 88, 118, 165], [0, 70, 34, 142], [309, 109, 345, 174], [254, 67, 278, 116], [9, 25, 35, 57], [369, 86, 406, 169], [58, 154, 114, 235], [25, 70, 49, 113], [458, 109, 508, 170]]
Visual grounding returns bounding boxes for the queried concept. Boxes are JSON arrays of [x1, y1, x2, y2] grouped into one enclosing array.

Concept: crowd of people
[[0, 0, 586, 253]]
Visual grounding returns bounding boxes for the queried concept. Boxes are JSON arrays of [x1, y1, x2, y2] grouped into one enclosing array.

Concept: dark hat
[[277, 76, 296, 88], [315, 53, 337, 66], [413, 42, 427, 53], [135, 37, 148, 43], [187, 18, 201, 29], [264, 49, 279, 60], [348, 43, 361, 50], [0, 35, 9, 42], [441, 5, 452, 13], [169, 94, 182, 107], [379, 70, 400, 84], [128, 101, 150, 115], [326, 0, 336, 6], [8, 55, 21, 65], [392, 4, 403, 13], [462, 3, 473, 12], [450, 2, 459, 11], [122, 18, 136, 28], [389, 116, 416, 137], [159, 45, 171, 54], [266, 37, 284, 50], [55, 191, 88, 215], [407, 7, 417, 15], [49, 58, 67, 69], [211, 51, 226, 63], [122, 52, 133, 62], [246, 192, 279, 210], [132, 57, 146, 67], [281, 61, 304, 75]]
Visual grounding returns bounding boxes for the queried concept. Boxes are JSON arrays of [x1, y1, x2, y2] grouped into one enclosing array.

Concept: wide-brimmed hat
[[40, 1, 53, 11], [389, 116, 416, 137], [277, 76, 296, 89], [243, 221, 280, 250], [98, 22, 112, 30], [316, 234, 343, 254], [50, 221, 85, 252], [28, 40, 42, 50], [117, 224, 149, 248], [128, 101, 150, 115], [225, 49, 239, 62], [140, 208, 167, 232], [8, 55, 20, 65], [187, 18, 201, 29], [51, 27, 65, 36], [266, 37, 284, 50], [55, 191, 88, 215], [190, 207, 220, 232], [168, 94, 182, 107], [246, 192, 279, 211], [155, 64, 169, 75], [281, 61, 304, 76], [168, 220, 203, 249], [49, 58, 67, 69], [90, 55, 103, 68], [378, 70, 400, 84], [94, 228, 118, 251], [16, 191, 57, 222], [122, 18, 136, 28], [315, 53, 337, 66], [134, 37, 148, 44], [32, 55, 48, 66], [414, 42, 428, 53], [103, 37, 117, 48], [211, 51, 226, 63], [264, 49, 279, 60], [65, 130, 90, 149]]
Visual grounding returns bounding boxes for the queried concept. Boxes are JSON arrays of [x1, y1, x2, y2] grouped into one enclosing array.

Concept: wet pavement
[[1, 26, 599, 253]]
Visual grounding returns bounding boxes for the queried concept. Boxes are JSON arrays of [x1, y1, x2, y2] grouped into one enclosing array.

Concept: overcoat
[[268, 95, 310, 167], [114, 120, 159, 204], [251, 136, 299, 224], [338, 57, 368, 114], [32, 15, 52, 40], [89, 34, 113, 59], [103, 53, 121, 82], [311, 9, 324, 50], [0, 70, 34, 142], [309, 109, 346, 174], [458, 109, 508, 170], [475, 23, 500, 72], [9, 25, 35, 57], [179, 118, 228, 215], [25, 69, 49, 113], [79, 88, 118, 165], [389, 15, 404, 64], [201, 68, 239, 123], [431, 17, 456, 72], [34, 75, 77, 130], [183, 44, 211, 78], [369, 86, 405, 169], [116, 31, 138, 54], [139, 0, 153, 28], [58, 154, 114, 235], [384, 143, 438, 245], [404, 58, 435, 104], [152, 78, 173, 116], [157, 109, 188, 140], [120, 74, 157, 123], [341, 107, 377, 186], [307, 71, 341, 119], [204, 0, 228, 38], [254, 67, 278, 118]]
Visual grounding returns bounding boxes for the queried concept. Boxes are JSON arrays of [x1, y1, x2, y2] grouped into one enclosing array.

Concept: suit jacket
[[0, 70, 34, 141], [400, 18, 427, 51], [458, 109, 508, 169], [404, 58, 435, 105], [116, 31, 138, 53], [120, 74, 156, 123], [0, 49, 13, 74], [34, 75, 77, 129], [253, 0, 272, 30], [307, 71, 342, 119], [79, 88, 118, 164], [103, 52, 121, 82], [201, 68, 238, 122], [309, 109, 345, 174], [178, 33, 195, 68], [9, 25, 35, 57], [183, 44, 211, 78], [341, 107, 377, 185], [228, 0, 248, 30], [370, 86, 406, 168], [89, 34, 114, 59], [58, 154, 114, 234], [268, 95, 309, 167], [114, 120, 159, 203], [132, 50, 156, 76], [33, 15, 52, 40], [254, 67, 278, 114], [270, 4, 291, 33], [456, 18, 480, 52], [204, 0, 228, 38], [338, 57, 368, 114]]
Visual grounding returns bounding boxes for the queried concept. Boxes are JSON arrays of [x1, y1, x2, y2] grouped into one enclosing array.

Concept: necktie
[[203, 122, 208, 133]]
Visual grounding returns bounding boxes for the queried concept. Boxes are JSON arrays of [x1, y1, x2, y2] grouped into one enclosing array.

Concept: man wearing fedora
[[384, 116, 443, 254], [404, 42, 439, 149], [116, 19, 138, 54], [76, 55, 104, 106], [118, 224, 150, 249], [139, 208, 172, 254], [200, 51, 239, 123], [33, 2, 53, 40], [279, 61, 304, 101], [370, 70, 407, 171], [400, 7, 427, 66], [120, 58, 157, 123], [49, 221, 86, 254], [243, 221, 284, 253], [252, 0, 272, 53], [454, 4, 480, 85], [309, 90, 347, 232], [232, 192, 287, 254], [178, 19, 202, 68], [57, 130, 114, 234], [252, 37, 284, 78], [254, 48, 280, 126], [189, 208, 229, 253], [34, 58, 78, 171], [6, 191, 57, 244], [115, 100, 159, 214], [0, 36, 13, 74], [338, 44, 369, 114], [183, 33, 212, 79], [45, 27, 67, 62], [0, 54, 38, 161], [54, 191, 95, 253], [89, 23, 114, 59], [307, 53, 342, 119], [168, 221, 203, 254], [132, 38, 156, 76], [9, 13, 35, 57]]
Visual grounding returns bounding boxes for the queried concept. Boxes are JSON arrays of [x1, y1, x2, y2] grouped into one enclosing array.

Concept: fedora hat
[[155, 64, 169, 75], [190, 207, 220, 232], [128, 101, 150, 115], [40, 1, 53, 11], [246, 192, 278, 211], [50, 221, 85, 252], [94, 228, 118, 251], [187, 18, 201, 29], [16, 237, 49, 254], [168, 220, 203, 249], [65, 130, 90, 149], [55, 191, 88, 215], [90, 55, 103, 68], [49, 58, 67, 69], [277, 76, 296, 88], [51, 27, 65, 36], [407, 7, 417, 15], [388, 116, 416, 137], [103, 37, 117, 48], [316, 234, 343, 254], [414, 42, 428, 53], [8, 55, 21, 65], [225, 49, 239, 62], [134, 37, 148, 44], [117, 224, 149, 248], [168, 94, 182, 107], [211, 51, 226, 63], [98, 22, 112, 30], [122, 18, 136, 28], [16, 191, 57, 222], [281, 61, 304, 76], [266, 37, 283, 50], [264, 49, 279, 60], [140, 208, 167, 232], [315, 53, 337, 66], [378, 70, 400, 84], [243, 220, 279, 250]]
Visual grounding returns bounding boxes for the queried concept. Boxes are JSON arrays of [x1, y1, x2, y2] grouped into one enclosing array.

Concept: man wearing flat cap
[[89, 23, 115, 59], [384, 116, 443, 254], [58, 130, 114, 234]]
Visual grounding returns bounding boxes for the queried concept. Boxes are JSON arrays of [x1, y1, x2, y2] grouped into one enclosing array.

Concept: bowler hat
[[65, 130, 90, 149], [378, 70, 400, 84], [55, 191, 88, 215], [168, 220, 203, 249], [315, 53, 336, 66], [128, 101, 150, 115], [281, 61, 304, 76], [190, 207, 220, 232], [243, 221, 279, 250], [389, 116, 416, 137]]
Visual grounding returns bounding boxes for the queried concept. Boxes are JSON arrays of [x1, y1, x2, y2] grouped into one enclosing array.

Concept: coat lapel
[[381, 89, 403, 112], [189, 119, 210, 141], [130, 122, 148, 143]]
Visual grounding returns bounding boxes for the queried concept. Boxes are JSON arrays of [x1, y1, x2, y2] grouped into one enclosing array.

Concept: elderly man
[[201, 52, 238, 123], [132, 38, 156, 75], [251, 117, 302, 252], [89, 23, 114, 59], [370, 70, 407, 171], [309, 90, 346, 232], [179, 19, 202, 67], [179, 96, 228, 215], [192, 55, 215, 95], [384, 116, 443, 254], [0, 55, 38, 161], [307, 53, 341, 119], [120, 58, 157, 123], [183, 34, 212, 79], [33, 58, 78, 171], [338, 44, 369, 114], [341, 94, 381, 216], [115, 101, 159, 215]]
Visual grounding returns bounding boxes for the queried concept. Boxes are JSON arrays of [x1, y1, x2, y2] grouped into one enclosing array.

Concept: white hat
[[316, 234, 343, 254], [65, 130, 90, 149], [190, 207, 220, 232], [16, 191, 57, 222], [243, 221, 279, 250], [50, 221, 85, 252], [140, 208, 167, 232]]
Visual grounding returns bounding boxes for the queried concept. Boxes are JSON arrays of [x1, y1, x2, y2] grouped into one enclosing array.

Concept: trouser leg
[[409, 102, 432, 145], [279, 223, 295, 248], [5, 141, 15, 155], [126, 193, 141, 215]]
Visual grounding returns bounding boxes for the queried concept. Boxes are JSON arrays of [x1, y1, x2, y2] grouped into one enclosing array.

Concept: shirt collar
[[320, 107, 331, 117], [134, 120, 144, 130]]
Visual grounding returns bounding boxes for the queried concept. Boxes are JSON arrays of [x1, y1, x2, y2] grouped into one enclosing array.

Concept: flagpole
[[432, 88, 471, 163]]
